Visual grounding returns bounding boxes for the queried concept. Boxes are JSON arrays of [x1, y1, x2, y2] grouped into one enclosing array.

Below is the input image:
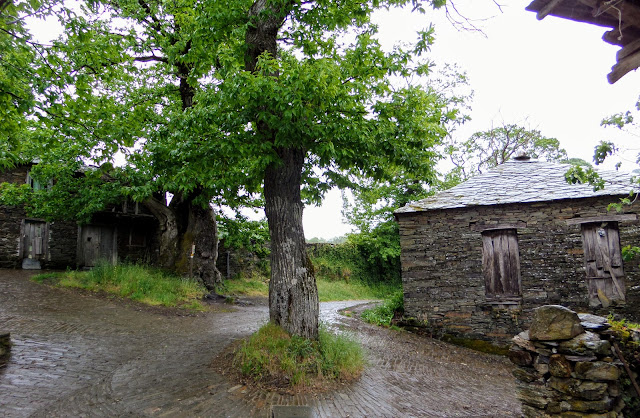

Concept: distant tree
[[445, 123, 568, 183]]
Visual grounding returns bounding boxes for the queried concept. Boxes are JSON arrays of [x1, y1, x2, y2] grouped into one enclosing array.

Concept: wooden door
[[581, 222, 625, 306], [80, 225, 116, 267], [482, 229, 521, 301], [22, 220, 47, 267]]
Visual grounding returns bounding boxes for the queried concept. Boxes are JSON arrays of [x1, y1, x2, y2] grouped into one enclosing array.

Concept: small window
[[580, 222, 625, 307], [26, 171, 51, 191], [129, 226, 146, 247], [481, 229, 522, 301]]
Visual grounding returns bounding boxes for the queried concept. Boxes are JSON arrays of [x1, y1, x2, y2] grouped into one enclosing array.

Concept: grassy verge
[[221, 272, 399, 302], [234, 322, 364, 390], [361, 290, 404, 327], [32, 262, 208, 310]]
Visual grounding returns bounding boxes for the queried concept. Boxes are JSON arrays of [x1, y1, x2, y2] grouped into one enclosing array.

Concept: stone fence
[[508, 305, 637, 417]]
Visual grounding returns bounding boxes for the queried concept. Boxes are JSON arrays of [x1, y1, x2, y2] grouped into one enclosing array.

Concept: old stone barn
[[395, 157, 640, 345], [0, 164, 159, 270]]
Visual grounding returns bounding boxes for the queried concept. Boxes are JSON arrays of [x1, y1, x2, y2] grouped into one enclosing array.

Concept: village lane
[[0, 270, 520, 417]]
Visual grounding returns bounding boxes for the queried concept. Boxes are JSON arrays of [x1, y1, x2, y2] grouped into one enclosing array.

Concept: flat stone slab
[[271, 406, 312, 418], [529, 305, 584, 341]]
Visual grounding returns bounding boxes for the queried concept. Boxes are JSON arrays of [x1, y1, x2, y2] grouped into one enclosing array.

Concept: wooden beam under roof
[[527, 0, 640, 83], [537, 0, 564, 20]]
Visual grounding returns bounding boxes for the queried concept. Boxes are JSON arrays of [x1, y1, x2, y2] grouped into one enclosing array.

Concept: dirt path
[[0, 270, 520, 417]]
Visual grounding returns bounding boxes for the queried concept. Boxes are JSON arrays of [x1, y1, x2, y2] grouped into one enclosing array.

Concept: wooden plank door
[[581, 222, 625, 306], [81, 225, 116, 267], [22, 220, 47, 269], [482, 229, 521, 300]]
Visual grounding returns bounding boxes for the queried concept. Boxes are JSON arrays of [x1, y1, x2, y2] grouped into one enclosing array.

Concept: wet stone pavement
[[0, 270, 521, 417]]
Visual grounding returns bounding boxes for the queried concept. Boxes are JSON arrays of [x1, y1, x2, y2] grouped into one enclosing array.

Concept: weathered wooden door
[[80, 225, 116, 267], [482, 229, 521, 301], [581, 222, 625, 306], [22, 220, 47, 269]]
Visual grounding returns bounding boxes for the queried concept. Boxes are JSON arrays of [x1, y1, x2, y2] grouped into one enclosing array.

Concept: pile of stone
[[509, 305, 625, 417], [0, 331, 10, 367]]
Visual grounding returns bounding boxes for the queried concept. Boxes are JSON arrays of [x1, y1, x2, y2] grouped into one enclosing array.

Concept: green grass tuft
[[220, 271, 399, 302], [234, 322, 365, 389], [361, 290, 404, 326], [32, 262, 207, 310]]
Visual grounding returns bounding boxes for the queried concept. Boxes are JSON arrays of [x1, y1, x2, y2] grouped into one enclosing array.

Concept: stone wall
[[509, 305, 627, 417], [397, 197, 640, 346], [46, 221, 79, 269]]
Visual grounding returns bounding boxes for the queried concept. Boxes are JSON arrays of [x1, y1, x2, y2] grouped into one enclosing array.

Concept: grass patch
[[219, 272, 269, 297], [221, 272, 400, 302], [361, 290, 404, 327], [234, 322, 364, 390], [32, 262, 207, 310]]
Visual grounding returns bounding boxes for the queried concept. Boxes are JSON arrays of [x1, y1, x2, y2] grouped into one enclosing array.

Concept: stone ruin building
[[395, 157, 640, 346], [0, 163, 159, 270]]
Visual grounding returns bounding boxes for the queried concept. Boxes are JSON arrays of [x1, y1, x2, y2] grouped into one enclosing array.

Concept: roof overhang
[[526, 0, 640, 83]]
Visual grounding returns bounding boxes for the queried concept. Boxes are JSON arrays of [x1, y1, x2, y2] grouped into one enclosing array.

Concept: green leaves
[[446, 123, 568, 181]]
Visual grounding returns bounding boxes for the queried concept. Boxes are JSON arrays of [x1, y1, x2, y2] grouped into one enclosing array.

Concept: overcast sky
[[303, 0, 640, 240]]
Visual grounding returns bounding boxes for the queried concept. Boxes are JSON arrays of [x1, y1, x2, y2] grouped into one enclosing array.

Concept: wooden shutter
[[482, 229, 521, 300], [581, 222, 625, 306]]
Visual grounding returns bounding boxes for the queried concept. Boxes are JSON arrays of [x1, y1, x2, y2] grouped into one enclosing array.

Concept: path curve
[[0, 270, 520, 417]]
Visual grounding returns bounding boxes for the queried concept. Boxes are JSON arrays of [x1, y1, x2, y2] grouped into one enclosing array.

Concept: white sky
[[303, 0, 640, 240]]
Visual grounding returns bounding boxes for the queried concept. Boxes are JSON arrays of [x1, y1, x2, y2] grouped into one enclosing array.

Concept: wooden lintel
[[618, 37, 640, 60], [471, 222, 527, 232], [537, 0, 564, 20], [566, 214, 637, 225], [609, 48, 640, 83]]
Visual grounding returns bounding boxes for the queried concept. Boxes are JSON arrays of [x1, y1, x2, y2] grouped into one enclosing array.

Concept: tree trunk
[[264, 147, 319, 340], [144, 194, 222, 292], [245, 0, 319, 339]]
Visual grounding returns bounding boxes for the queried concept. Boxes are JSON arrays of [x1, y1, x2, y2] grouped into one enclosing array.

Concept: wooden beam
[[609, 48, 640, 83], [471, 222, 527, 232], [617, 37, 640, 60], [566, 214, 637, 225], [537, 0, 565, 20]]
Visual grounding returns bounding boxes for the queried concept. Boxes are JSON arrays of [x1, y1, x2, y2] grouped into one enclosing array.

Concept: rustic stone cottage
[[0, 164, 159, 269], [395, 157, 640, 345]]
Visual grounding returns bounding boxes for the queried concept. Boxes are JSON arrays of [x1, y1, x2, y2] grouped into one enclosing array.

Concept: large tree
[[8, 0, 460, 339]]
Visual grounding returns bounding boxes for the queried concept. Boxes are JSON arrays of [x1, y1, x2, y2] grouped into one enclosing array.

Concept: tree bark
[[264, 147, 319, 340], [144, 194, 222, 292], [245, 0, 320, 339]]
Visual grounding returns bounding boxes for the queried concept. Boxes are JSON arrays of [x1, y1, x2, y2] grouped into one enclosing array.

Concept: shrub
[[361, 290, 404, 327]]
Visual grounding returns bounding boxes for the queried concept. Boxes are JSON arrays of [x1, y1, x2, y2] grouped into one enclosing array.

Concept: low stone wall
[[509, 305, 629, 417], [0, 332, 10, 367]]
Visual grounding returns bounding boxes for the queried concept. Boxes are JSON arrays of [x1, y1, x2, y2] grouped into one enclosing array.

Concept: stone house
[[395, 157, 640, 345], [0, 164, 159, 269]]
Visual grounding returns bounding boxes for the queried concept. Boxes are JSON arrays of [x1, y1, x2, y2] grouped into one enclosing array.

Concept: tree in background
[[445, 122, 568, 183]]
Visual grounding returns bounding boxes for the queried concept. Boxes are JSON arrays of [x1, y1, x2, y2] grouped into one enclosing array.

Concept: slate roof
[[395, 159, 638, 214]]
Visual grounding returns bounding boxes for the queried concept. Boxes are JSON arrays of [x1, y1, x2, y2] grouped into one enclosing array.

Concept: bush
[[234, 322, 365, 389], [361, 290, 404, 327]]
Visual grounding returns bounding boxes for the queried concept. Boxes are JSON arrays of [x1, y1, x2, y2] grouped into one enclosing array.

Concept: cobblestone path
[[0, 270, 520, 417]]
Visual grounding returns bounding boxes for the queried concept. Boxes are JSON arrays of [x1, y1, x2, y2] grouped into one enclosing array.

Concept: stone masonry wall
[[45, 221, 78, 269], [398, 197, 640, 346], [509, 305, 627, 417]]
